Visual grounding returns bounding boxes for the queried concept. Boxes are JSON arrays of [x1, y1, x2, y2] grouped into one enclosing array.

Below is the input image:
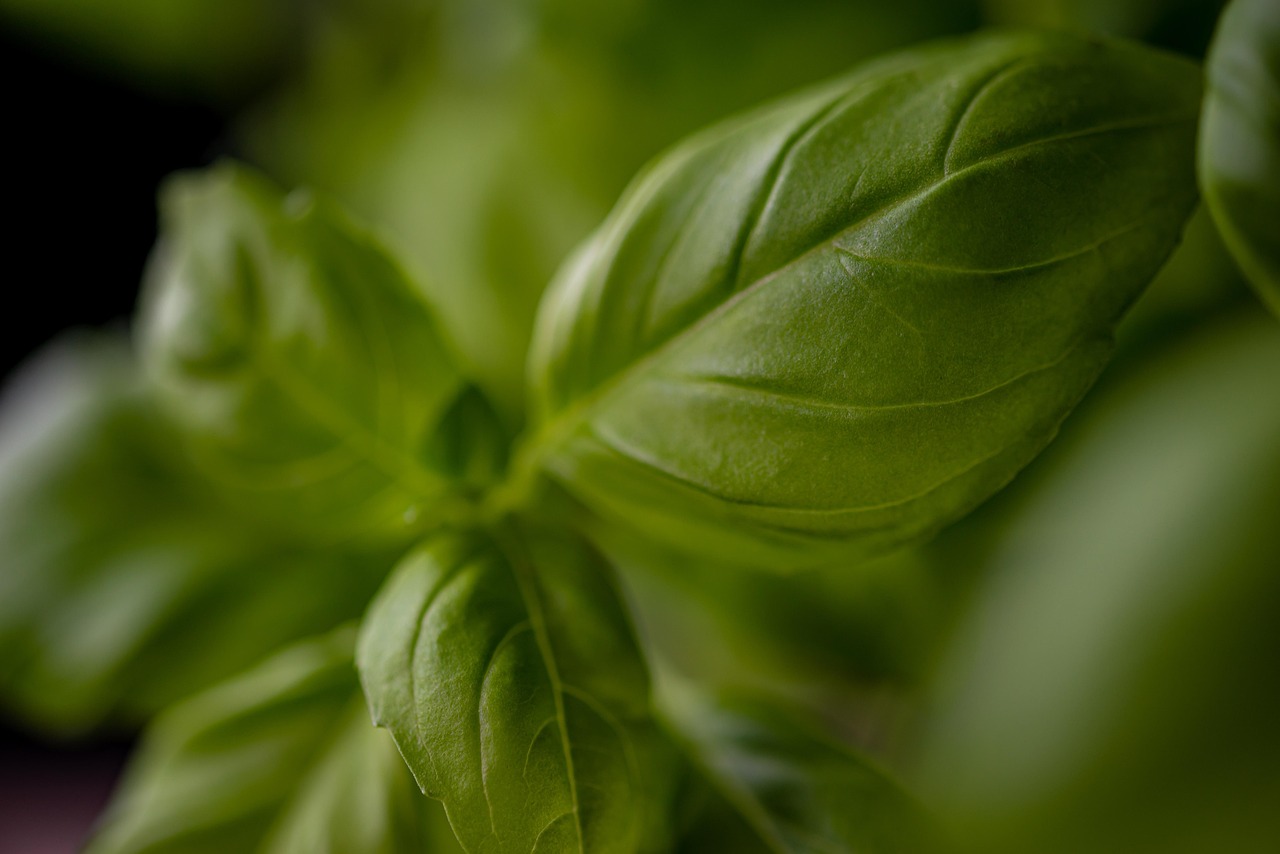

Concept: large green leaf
[[526, 30, 1200, 570], [919, 309, 1280, 853], [89, 628, 462, 854], [357, 525, 683, 853], [663, 683, 934, 854], [140, 163, 500, 545], [1200, 0, 1280, 317], [0, 335, 394, 735]]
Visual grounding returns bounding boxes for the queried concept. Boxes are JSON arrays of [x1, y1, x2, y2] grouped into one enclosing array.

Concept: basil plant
[[11, 12, 1279, 851]]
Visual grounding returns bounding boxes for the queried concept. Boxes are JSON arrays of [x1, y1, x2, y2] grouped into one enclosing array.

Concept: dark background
[[0, 27, 226, 382], [0, 26, 227, 852]]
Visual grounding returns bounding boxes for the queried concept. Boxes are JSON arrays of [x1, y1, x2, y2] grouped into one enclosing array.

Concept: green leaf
[[918, 309, 1280, 853], [1200, 0, 1280, 317], [357, 525, 683, 853], [663, 682, 934, 854], [0, 335, 396, 735], [88, 627, 462, 854], [140, 162, 493, 545], [525, 30, 1200, 570]]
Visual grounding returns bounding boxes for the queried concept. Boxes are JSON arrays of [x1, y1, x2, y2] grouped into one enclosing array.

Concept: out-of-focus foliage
[[89, 628, 464, 854], [918, 309, 1280, 853], [1200, 0, 1280, 317], [0, 0, 289, 101], [660, 681, 936, 854], [982, 0, 1227, 57], [613, 531, 945, 693], [243, 0, 985, 418], [0, 335, 393, 736], [1116, 205, 1248, 349], [141, 165, 505, 546]]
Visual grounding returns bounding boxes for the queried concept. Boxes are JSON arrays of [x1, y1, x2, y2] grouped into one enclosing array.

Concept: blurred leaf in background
[[89, 628, 463, 854], [243, 0, 984, 419], [1199, 0, 1280, 318], [916, 308, 1280, 854], [0, 334, 398, 737]]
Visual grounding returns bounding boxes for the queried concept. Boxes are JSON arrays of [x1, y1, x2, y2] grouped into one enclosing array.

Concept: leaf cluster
[[2, 2, 1278, 852]]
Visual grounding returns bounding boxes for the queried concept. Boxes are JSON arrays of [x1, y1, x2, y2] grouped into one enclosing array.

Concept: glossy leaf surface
[[1200, 0, 1280, 316], [89, 628, 461, 854], [0, 336, 389, 735], [528, 30, 1200, 569], [663, 683, 933, 853], [141, 163, 485, 545], [357, 526, 681, 853]]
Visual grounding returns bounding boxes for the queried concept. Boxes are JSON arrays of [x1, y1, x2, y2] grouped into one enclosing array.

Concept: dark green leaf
[[0, 335, 392, 735], [141, 163, 488, 545], [919, 309, 1280, 853], [663, 683, 934, 854], [527, 30, 1200, 569], [88, 628, 461, 854], [357, 525, 683, 853], [1200, 0, 1280, 316]]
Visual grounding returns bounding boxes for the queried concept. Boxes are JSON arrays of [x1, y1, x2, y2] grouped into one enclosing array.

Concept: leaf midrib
[[493, 526, 587, 854]]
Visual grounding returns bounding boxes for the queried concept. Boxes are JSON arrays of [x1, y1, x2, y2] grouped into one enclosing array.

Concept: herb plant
[[1, 4, 1277, 852]]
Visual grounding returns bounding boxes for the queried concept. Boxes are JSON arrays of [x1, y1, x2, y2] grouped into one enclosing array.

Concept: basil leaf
[[663, 683, 934, 854], [0, 335, 392, 735], [357, 526, 683, 853], [88, 628, 461, 854], [141, 162, 488, 545], [1200, 0, 1280, 316], [919, 309, 1280, 853], [526, 31, 1201, 570]]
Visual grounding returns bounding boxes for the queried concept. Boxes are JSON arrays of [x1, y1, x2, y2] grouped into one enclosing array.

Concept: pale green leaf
[[89, 628, 461, 854], [0, 335, 390, 735], [526, 30, 1200, 570], [140, 163, 495, 545], [357, 526, 683, 853], [1200, 0, 1280, 316]]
